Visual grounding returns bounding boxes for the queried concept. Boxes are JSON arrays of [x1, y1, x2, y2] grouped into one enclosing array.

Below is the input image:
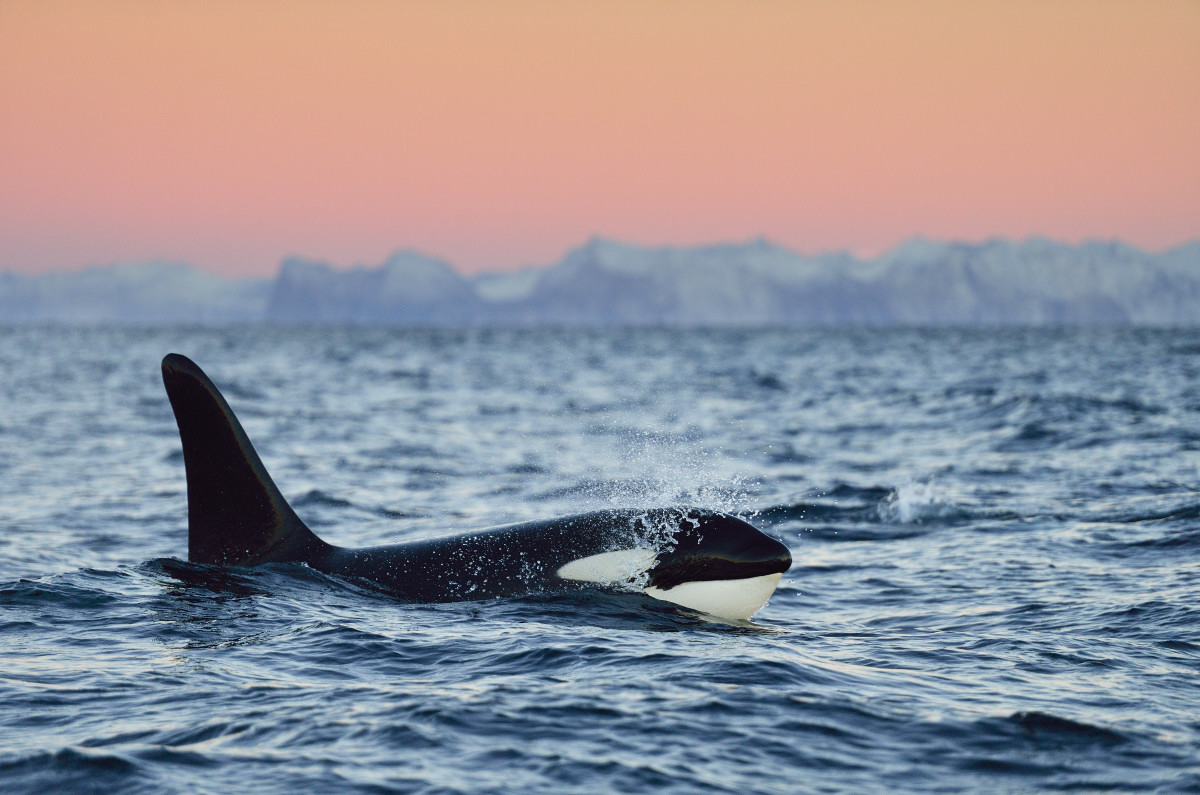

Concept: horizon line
[[5, 232, 1200, 279]]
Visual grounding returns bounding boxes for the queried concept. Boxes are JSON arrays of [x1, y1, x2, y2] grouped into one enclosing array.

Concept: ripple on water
[[1, 327, 1199, 793]]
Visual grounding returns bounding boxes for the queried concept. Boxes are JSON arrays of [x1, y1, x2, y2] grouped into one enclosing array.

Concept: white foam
[[880, 480, 954, 524]]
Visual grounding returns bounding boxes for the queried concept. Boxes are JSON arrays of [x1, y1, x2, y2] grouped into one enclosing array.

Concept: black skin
[[161, 353, 791, 603]]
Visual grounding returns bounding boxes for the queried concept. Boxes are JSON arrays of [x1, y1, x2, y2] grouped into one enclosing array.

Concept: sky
[[1, 0, 1198, 277]]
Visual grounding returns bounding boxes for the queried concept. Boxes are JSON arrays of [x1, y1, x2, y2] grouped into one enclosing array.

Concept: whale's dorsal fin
[[162, 353, 327, 566]]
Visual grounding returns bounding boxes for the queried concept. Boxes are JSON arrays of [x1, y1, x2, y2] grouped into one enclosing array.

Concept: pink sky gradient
[[1, 0, 1198, 276]]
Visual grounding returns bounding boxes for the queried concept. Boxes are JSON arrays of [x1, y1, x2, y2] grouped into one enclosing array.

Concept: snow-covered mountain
[[468, 237, 1200, 326], [3, 238, 1199, 325], [266, 251, 482, 324], [868, 237, 1200, 325], [469, 238, 877, 325]]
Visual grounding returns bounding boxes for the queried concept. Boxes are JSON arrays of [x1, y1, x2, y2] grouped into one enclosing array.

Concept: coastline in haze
[[3, 235, 1199, 326]]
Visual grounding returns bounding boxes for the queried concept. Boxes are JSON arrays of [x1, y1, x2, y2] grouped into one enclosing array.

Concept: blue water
[[1, 326, 1198, 793]]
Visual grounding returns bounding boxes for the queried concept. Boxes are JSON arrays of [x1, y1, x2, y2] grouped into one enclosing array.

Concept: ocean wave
[[4, 327, 1200, 793], [761, 480, 1016, 532]]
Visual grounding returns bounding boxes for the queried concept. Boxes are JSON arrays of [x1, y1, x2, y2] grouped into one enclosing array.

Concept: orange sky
[[1, 0, 1198, 276]]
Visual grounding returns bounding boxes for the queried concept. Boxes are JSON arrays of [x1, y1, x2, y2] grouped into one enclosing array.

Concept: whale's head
[[648, 509, 792, 589], [552, 508, 792, 620], [643, 509, 791, 620]]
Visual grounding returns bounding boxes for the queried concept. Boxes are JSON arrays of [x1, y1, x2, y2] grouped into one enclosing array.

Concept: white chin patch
[[556, 548, 656, 584], [644, 573, 783, 621], [556, 551, 783, 621]]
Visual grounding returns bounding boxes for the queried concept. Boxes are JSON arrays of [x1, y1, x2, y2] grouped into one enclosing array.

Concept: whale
[[161, 353, 791, 620]]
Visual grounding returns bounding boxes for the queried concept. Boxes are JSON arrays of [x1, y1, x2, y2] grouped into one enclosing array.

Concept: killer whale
[[161, 353, 791, 620]]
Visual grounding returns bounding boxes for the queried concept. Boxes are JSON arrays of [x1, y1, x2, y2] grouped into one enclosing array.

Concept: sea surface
[[1, 326, 1198, 793]]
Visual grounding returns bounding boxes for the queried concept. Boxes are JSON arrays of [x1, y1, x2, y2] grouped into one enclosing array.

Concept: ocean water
[[1, 326, 1198, 794]]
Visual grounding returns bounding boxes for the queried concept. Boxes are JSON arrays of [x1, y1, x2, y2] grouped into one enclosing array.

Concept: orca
[[161, 353, 791, 620]]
